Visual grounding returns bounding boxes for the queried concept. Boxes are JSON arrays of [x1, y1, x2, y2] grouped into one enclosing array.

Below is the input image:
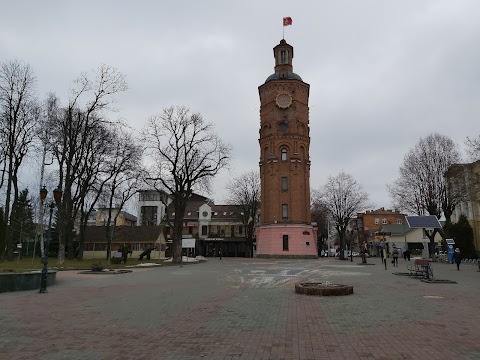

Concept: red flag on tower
[[283, 17, 292, 26]]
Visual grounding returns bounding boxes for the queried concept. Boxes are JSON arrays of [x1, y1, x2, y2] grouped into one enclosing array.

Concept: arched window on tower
[[281, 147, 288, 161], [279, 50, 289, 64]]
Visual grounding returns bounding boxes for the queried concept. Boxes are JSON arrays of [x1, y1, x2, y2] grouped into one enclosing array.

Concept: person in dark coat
[[392, 247, 399, 267], [453, 248, 462, 270], [139, 247, 153, 260], [121, 245, 132, 264], [405, 249, 411, 261]]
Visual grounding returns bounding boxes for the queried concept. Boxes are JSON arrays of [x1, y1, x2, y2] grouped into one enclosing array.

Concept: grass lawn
[[0, 257, 168, 273]]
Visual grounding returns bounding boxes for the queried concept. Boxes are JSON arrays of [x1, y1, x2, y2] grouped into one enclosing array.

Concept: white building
[[136, 190, 172, 226]]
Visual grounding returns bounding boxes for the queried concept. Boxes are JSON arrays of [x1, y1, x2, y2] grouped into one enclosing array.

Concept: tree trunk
[[57, 243, 65, 264], [338, 232, 346, 260], [4, 160, 13, 260], [173, 217, 184, 263]]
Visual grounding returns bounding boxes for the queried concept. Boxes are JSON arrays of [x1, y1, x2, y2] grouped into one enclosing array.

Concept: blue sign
[[447, 244, 455, 263]]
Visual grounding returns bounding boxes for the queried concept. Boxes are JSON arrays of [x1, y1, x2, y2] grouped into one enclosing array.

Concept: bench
[[407, 259, 433, 279]]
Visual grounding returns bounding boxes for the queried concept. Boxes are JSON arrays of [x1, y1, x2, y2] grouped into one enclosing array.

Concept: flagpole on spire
[[283, 17, 292, 39]]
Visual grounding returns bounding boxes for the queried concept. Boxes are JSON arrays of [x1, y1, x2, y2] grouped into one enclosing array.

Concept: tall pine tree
[[450, 214, 477, 259]]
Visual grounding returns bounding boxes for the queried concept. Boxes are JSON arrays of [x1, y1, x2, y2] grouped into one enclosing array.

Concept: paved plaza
[[1, 257, 479, 360]]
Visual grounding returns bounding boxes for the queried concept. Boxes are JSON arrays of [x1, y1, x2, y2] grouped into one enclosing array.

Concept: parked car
[[352, 252, 360, 257]]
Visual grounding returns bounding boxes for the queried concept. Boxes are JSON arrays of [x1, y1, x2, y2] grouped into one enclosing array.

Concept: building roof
[[166, 204, 245, 221], [84, 225, 163, 243], [358, 208, 405, 216], [164, 193, 245, 222], [120, 211, 137, 222], [166, 201, 206, 220], [210, 205, 244, 220], [265, 71, 303, 83]]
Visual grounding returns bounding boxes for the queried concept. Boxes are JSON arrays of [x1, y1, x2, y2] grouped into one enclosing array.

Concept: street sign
[[182, 238, 195, 248]]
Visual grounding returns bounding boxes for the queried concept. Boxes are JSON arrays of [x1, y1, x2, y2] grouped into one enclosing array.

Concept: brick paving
[[1, 257, 479, 360]]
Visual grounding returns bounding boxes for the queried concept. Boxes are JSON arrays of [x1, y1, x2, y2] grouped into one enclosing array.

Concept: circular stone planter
[[77, 269, 133, 275], [295, 282, 353, 296], [0, 270, 57, 293]]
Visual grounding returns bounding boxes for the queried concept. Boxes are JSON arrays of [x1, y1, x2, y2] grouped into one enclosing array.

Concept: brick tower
[[256, 39, 318, 258]]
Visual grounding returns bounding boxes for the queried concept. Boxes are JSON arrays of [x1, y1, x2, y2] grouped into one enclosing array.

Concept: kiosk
[[446, 239, 455, 263]]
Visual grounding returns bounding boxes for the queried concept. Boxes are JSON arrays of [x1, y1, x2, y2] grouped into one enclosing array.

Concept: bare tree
[[465, 135, 480, 161], [98, 129, 143, 261], [0, 60, 39, 259], [74, 121, 118, 260], [225, 170, 260, 258], [317, 172, 370, 259], [49, 64, 127, 264], [143, 106, 231, 263], [310, 196, 330, 254], [34, 93, 59, 259], [388, 133, 461, 253]]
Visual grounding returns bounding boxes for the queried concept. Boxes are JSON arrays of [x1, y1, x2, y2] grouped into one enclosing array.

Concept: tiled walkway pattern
[[1, 258, 479, 359]]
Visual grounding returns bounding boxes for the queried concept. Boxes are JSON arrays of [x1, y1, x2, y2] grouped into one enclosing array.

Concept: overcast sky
[[2, 0, 479, 210]]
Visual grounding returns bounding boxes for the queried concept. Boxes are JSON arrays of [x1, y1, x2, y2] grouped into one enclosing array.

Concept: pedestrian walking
[[453, 248, 462, 270], [405, 248, 411, 261], [392, 247, 399, 267], [383, 247, 387, 270], [219, 248, 222, 260]]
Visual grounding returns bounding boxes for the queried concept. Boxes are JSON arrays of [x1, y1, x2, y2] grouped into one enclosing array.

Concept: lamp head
[[53, 188, 63, 206]]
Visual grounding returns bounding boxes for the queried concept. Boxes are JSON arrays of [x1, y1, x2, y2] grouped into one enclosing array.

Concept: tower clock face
[[275, 93, 292, 109]]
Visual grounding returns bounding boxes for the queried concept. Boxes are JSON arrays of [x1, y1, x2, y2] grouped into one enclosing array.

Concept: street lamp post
[[39, 187, 62, 294]]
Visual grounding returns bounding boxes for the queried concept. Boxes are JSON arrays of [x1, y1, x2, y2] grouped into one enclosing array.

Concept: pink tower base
[[256, 223, 318, 258]]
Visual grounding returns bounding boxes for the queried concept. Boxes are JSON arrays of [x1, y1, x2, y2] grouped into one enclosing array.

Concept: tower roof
[[265, 39, 303, 83], [265, 71, 303, 83]]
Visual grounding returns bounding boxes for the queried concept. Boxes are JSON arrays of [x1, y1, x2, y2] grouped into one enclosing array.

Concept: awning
[[204, 237, 246, 243], [408, 243, 424, 250]]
